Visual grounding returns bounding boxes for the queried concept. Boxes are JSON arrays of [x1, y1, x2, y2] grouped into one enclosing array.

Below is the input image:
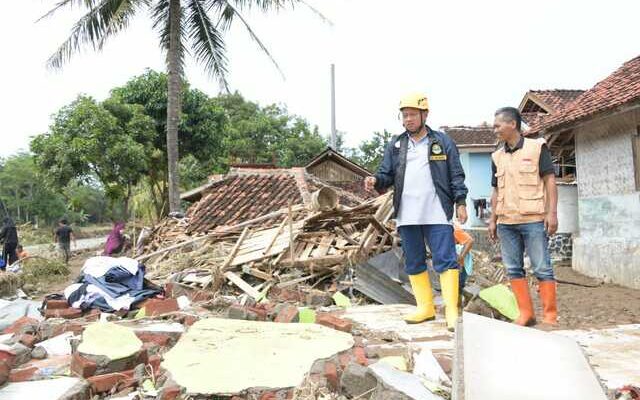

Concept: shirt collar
[[504, 136, 524, 153]]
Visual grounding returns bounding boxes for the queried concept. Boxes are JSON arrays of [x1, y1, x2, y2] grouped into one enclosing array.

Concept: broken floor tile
[[161, 317, 354, 395]]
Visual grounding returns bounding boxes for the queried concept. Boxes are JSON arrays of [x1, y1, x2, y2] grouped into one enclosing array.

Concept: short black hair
[[495, 107, 522, 131], [59, 218, 68, 225]]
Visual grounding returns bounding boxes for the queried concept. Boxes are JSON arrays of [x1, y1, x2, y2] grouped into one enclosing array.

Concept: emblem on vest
[[430, 142, 447, 161]]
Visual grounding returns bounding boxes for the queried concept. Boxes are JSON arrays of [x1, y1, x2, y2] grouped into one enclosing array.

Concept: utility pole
[[330, 63, 337, 149]]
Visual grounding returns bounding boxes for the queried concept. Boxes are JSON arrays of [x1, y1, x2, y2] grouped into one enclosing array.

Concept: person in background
[[54, 219, 76, 264], [453, 222, 474, 297], [103, 221, 126, 256], [0, 217, 19, 266], [16, 244, 28, 260]]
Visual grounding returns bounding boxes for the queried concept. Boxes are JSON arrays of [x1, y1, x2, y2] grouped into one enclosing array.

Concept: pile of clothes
[[64, 256, 160, 312]]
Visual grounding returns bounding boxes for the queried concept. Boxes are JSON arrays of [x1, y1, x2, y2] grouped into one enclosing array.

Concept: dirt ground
[[550, 263, 640, 330], [34, 251, 640, 332]]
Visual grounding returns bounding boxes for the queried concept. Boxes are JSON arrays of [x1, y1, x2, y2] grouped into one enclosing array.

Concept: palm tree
[[42, 0, 322, 214]]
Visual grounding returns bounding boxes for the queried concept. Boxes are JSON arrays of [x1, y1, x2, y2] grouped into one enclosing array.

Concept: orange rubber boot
[[510, 278, 536, 326]]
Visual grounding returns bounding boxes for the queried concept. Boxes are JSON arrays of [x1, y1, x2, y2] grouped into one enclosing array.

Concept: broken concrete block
[[59, 379, 91, 400], [305, 289, 333, 307], [37, 332, 75, 357], [413, 348, 451, 386], [46, 300, 70, 310], [78, 322, 143, 361], [9, 343, 31, 366], [30, 346, 47, 360], [0, 377, 83, 399], [365, 343, 410, 359], [340, 362, 378, 399], [368, 361, 443, 400]]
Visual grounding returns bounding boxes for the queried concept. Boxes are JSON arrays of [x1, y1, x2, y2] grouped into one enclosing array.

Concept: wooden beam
[[223, 271, 261, 299], [220, 227, 251, 271]]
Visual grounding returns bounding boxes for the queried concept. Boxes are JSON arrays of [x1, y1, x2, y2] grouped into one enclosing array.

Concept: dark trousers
[[3, 242, 18, 267]]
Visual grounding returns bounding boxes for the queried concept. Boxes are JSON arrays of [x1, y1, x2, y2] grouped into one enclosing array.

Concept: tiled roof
[[186, 173, 303, 233], [185, 168, 365, 233], [521, 112, 547, 129], [442, 126, 497, 147], [528, 90, 585, 112], [532, 56, 640, 133]]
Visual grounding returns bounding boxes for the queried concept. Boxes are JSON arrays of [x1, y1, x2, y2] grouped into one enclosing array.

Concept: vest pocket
[[519, 191, 545, 215], [496, 169, 505, 189], [518, 164, 539, 186]]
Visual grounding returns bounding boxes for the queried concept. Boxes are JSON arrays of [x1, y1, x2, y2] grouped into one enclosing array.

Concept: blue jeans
[[497, 222, 554, 281], [398, 224, 459, 275]]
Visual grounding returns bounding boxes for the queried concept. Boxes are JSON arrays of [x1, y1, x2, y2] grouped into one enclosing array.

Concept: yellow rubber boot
[[440, 269, 460, 331], [404, 271, 436, 324]]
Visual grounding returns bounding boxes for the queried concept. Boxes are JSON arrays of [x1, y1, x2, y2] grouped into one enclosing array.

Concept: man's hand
[[457, 255, 465, 267], [544, 212, 558, 235], [488, 219, 498, 242], [456, 204, 468, 224], [364, 176, 377, 192]]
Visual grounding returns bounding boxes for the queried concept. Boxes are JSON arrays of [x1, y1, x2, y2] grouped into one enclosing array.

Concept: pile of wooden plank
[[137, 192, 397, 300]]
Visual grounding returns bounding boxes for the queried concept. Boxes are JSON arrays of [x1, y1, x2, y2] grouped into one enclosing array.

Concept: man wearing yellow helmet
[[364, 93, 468, 331]]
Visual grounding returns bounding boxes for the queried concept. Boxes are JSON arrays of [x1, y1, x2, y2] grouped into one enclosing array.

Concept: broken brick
[[143, 298, 179, 316], [324, 361, 339, 390], [274, 305, 299, 323], [159, 385, 181, 400], [0, 360, 9, 386], [353, 346, 368, 366], [8, 366, 38, 382], [46, 300, 69, 310], [316, 313, 352, 333], [135, 332, 172, 347], [3, 317, 39, 334], [338, 352, 352, 370], [44, 307, 82, 320], [182, 315, 198, 327], [71, 352, 97, 378], [18, 334, 37, 348], [0, 350, 16, 367], [87, 370, 135, 393]]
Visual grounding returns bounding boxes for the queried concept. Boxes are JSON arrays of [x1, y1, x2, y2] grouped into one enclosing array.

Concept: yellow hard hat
[[399, 93, 429, 111]]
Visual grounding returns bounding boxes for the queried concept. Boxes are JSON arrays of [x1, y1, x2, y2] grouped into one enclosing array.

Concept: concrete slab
[[37, 332, 76, 356], [556, 324, 640, 390], [342, 304, 450, 342], [461, 312, 607, 400], [161, 317, 354, 395], [78, 322, 142, 360], [0, 377, 80, 400]]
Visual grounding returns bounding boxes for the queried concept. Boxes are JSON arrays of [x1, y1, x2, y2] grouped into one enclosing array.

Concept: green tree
[[215, 92, 327, 167], [108, 70, 228, 216], [0, 153, 95, 226], [31, 96, 156, 218], [43, 0, 322, 214], [352, 130, 393, 172]]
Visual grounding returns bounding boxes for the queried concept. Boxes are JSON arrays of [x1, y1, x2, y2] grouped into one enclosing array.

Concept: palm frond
[[46, 0, 147, 69], [37, 0, 98, 22], [186, 0, 229, 91], [211, 0, 285, 80]]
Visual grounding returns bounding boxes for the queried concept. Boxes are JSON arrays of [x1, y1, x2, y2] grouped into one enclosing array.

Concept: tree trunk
[[166, 0, 182, 213]]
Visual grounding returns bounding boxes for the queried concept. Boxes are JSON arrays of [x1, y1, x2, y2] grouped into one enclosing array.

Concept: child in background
[[16, 244, 28, 260], [454, 222, 474, 295]]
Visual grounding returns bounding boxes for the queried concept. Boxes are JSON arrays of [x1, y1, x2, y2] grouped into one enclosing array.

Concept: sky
[[1, 0, 639, 158]]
